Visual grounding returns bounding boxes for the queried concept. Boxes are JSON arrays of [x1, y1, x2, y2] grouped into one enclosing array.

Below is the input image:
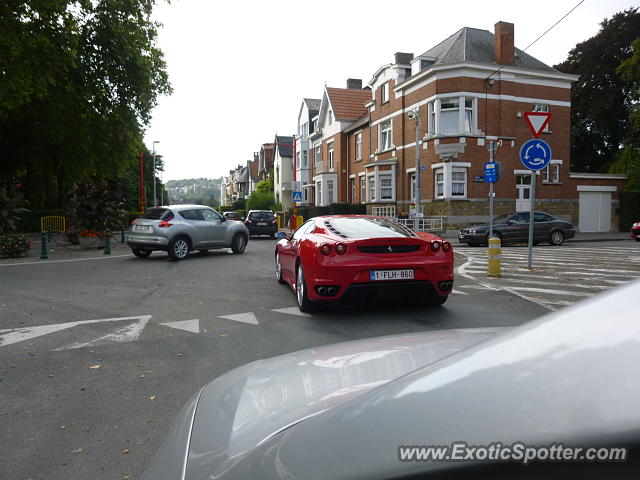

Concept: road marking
[[451, 289, 468, 295], [271, 307, 312, 317], [1, 315, 151, 348], [0, 254, 132, 267], [55, 316, 151, 351], [160, 319, 200, 333], [218, 312, 259, 325], [504, 286, 591, 296]]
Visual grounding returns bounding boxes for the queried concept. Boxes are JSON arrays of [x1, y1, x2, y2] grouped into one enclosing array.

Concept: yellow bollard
[[488, 236, 501, 278], [277, 215, 281, 230]]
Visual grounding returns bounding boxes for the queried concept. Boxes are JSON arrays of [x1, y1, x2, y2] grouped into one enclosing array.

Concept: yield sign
[[523, 112, 552, 138]]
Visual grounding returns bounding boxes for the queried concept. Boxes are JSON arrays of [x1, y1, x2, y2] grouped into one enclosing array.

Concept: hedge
[[295, 203, 366, 221], [619, 191, 640, 231]]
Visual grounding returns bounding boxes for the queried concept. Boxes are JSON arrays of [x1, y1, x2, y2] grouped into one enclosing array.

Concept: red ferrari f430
[[275, 216, 454, 312]]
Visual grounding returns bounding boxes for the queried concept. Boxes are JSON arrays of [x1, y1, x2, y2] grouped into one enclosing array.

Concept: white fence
[[395, 217, 444, 232]]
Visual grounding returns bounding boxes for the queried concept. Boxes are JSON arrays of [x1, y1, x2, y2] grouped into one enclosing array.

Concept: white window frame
[[533, 104, 550, 132], [316, 181, 322, 205], [367, 174, 376, 202], [355, 132, 362, 161], [328, 141, 334, 171], [327, 179, 334, 204], [381, 83, 389, 104], [379, 173, 393, 201], [302, 150, 308, 168], [371, 206, 396, 218], [543, 159, 562, 183], [451, 168, 467, 197], [379, 120, 392, 151], [409, 172, 416, 203], [429, 96, 477, 136], [432, 162, 470, 199], [360, 175, 366, 203], [351, 178, 356, 203], [434, 168, 444, 198], [314, 145, 322, 172]]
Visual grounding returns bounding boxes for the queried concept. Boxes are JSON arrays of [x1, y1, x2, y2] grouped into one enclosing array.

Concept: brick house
[[296, 98, 321, 206], [273, 135, 294, 209], [257, 143, 275, 181], [339, 21, 627, 232], [310, 80, 371, 207]]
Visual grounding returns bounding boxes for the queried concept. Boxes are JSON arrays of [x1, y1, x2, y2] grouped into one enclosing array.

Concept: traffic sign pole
[[528, 171, 536, 269]]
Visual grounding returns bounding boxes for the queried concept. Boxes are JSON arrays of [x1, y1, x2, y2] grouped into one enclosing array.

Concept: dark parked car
[[458, 211, 576, 246], [245, 210, 277, 237], [141, 280, 640, 480]]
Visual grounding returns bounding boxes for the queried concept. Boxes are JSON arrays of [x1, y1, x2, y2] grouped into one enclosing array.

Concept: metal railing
[[395, 217, 444, 232]]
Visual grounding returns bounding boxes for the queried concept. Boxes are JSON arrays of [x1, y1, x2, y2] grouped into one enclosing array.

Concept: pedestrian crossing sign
[[292, 191, 303, 202]]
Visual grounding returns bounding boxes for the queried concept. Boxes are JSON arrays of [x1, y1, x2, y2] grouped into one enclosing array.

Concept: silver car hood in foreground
[[142, 328, 503, 480]]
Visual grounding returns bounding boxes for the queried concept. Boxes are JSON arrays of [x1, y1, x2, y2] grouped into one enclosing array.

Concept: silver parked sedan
[[127, 205, 249, 260]]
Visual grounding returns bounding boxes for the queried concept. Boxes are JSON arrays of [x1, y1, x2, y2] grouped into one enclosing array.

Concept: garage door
[[579, 192, 611, 232]]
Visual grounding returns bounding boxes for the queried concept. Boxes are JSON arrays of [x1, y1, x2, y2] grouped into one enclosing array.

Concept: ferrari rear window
[[326, 218, 412, 239]]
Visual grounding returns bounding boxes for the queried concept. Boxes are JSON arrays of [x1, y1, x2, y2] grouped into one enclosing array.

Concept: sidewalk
[[0, 232, 131, 265], [441, 230, 632, 243]]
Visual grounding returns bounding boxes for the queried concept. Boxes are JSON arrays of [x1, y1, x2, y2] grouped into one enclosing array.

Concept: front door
[[515, 175, 531, 211], [197, 208, 227, 247]]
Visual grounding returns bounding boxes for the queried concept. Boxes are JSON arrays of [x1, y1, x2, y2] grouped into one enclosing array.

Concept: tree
[[246, 190, 277, 211], [617, 37, 640, 149], [0, 0, 171, 209], [555, 8, 640, 172]]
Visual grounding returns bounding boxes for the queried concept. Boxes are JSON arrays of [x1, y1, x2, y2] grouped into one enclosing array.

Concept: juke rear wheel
[[231, 233, 247, 254], [168, 237, 190, 260], [131, 248, 151, 258]]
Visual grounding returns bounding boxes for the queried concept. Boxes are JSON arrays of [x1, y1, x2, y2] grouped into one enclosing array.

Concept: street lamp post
[[152, 141, 160, 206], [408, 109, 421, 230]]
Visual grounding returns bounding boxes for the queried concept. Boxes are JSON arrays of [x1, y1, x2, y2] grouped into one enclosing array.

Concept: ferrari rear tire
[[275, 253, 286, 284], [296, 264, 316, 313], [425, 294, 448, 307]]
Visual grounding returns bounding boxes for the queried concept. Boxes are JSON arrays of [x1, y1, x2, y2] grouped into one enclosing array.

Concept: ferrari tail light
[[430, 241, 441, 252], [158, 220, 173, 228], [442, 241, 451, 252], [319, 243, 332, 255], [335, 243, 347, 255]]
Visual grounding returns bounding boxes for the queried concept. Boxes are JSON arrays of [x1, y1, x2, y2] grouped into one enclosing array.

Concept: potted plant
[[68, 177, 125, 249], [0, 181, 31, 258]]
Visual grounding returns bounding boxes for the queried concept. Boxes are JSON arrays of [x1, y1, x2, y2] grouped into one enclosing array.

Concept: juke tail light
[[158, 219, 174, 228]]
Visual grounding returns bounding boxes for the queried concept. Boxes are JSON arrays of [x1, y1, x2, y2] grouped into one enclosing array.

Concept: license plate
[[258, 222, 267, 226], [370, 269, 414, 281], [134, 225, 151, 232]]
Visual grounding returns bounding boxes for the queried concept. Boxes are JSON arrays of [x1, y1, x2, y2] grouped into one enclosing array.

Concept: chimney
[[394, 52, 414, 65], [346, 78, 362, 90], [494, 21, 514, 66]]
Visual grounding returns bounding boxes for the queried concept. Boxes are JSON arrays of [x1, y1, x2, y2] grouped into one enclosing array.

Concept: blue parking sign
[[484, 162, 497, 183]]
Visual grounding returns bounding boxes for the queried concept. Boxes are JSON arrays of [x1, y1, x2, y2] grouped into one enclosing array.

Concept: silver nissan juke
[[127, 205, 250, 260]]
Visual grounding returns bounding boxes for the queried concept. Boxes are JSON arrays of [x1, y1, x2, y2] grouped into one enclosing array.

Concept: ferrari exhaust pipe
[[327, 287, 337, 297], [317, 286, 327, 296]]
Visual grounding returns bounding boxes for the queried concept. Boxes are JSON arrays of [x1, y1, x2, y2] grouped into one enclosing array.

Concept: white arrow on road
[[160, 319, 200, 333], [0, 315, 152, 349], [55, 316, 151, 351], [218, 312, 259, 325]]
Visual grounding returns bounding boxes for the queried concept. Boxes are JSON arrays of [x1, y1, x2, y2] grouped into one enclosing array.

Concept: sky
[[143, 0, 637, 182]]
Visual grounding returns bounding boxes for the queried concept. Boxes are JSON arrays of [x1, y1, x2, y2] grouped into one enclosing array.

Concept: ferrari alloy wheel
[[296, 264, 315, 313], [275, 253, 285, 284]]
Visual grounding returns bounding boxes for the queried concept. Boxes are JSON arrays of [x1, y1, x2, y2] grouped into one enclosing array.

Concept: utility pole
[[152, 141, 160, 206], [293, 135, 297, 229], [408, 108, 421, 230], [139, 151, 145, 214]]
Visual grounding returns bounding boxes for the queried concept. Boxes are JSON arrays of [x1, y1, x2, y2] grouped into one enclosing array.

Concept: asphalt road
[[1, 237, 623, 480]]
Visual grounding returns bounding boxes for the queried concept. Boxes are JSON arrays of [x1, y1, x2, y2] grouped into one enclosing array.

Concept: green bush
[[246, 190, 277, 211], [0, 233, 32, 257], [296, 203, 366, 221], [620, 191, 640, 231]]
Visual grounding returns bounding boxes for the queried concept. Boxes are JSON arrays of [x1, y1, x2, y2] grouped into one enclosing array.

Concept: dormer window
[[381, 83, 389, 104], [420, 59, 433, 70]]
